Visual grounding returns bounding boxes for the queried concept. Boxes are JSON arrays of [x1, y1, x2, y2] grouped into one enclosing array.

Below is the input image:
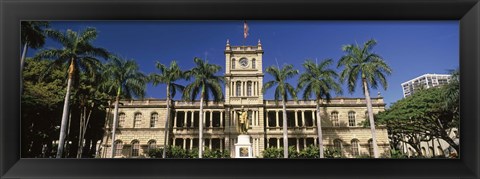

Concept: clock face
[[239, 58, 248, 67]]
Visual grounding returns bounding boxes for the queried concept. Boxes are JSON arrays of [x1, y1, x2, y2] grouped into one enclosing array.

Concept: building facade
[[401, 74, 451, 98], [100, 40, 390, 158]]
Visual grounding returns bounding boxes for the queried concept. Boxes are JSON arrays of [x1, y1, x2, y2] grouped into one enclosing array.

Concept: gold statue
[[237, 106, 249, 134]]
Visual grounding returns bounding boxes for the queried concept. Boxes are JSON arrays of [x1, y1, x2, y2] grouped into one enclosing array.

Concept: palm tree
[[263, 64, 298, 158], [21, 21, 49, 71], [102, 55, 147, 158], [297, 59, 342, 158], [183, 57, 224, 158], [34, 27, 109, 158], [150, 61, 185, 158], [337, 39, 392, 158]]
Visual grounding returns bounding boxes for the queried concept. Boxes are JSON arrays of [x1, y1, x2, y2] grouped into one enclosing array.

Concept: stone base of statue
[[234, 134, 253, 158]]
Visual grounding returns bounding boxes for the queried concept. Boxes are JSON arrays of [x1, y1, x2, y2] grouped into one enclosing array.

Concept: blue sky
[[29, 21, 459, 106]]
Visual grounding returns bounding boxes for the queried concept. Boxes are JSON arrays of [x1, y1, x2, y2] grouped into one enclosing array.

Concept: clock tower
[[224, 39, 265, 157]]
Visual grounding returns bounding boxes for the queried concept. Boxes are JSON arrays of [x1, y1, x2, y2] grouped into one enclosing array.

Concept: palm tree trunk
[[77, 106, 86, 158], [162, 84, 171, 158], [363, 79, 380, 158], [110, 88, 121, 158], [56, 58, 75, 158], [20, 42, 28, 93], [316, 99, 324, 158], [282, 98, 288, 158], [199, 89, 205, 158]]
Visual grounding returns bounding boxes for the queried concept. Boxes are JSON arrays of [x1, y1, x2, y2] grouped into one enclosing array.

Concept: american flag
[[243, 20, 249, 39]]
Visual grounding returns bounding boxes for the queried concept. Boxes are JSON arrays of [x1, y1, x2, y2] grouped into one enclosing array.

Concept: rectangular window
[[348, 112, 356, 126], [132, 142, 140, 157]]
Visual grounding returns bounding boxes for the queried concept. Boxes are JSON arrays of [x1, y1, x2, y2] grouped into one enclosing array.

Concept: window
[[114, 140, 123, 157], [247, 81, 252, 96], [131, 140, 140, 157], [150, 113, 158, 128], [148, 140, 157, 152], [351, 139, 359, 157], [248, 110, 253, 126], [134, 113, 142, 128], [331, 112, 339, 126], [232, 58, 236, 69], [118, 112, 126, 128], [348, 111, 356, 126], [333, 139, 342, 155], [236, 82, 241, 96], [368, 139, 374, 157], [252, 59, 256, 69]]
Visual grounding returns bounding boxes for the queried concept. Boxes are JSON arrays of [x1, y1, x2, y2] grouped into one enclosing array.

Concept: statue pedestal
[[234, 134, 253, 158]]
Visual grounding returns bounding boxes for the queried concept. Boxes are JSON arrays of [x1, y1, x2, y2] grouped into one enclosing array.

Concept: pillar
[[296, 138, 300, 152], [266, 111, 269, 127], [220, 111, 223, 127], [209, 111, 213, 128], [277, 138, 280, 148], [295, 110, 299, 127], [276, 111, 279, 127], [312, 111, 316, 127], [301, 111, 305, 127], [184, 112, 187, 127], [183, 138, 186, 150], [191, 111, 195, 127], [173, 111, 177, 127]]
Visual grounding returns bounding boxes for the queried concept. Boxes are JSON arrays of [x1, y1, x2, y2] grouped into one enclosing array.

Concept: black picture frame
[[1, 0, 479, 178]]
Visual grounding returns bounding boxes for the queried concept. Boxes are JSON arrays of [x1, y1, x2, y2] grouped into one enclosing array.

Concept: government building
[[100, 40, 390, 158]]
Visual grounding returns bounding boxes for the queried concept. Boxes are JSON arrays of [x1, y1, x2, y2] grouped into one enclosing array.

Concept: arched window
[[236, 82, 241, 96], [118, 112, 126, 128], [368, 139, 374, 157], [330, 111, 339, 126], [348, 111, 356, 126], [131, 140, 140, 157], [114, 140, 123, 157], [133, 113, 142, 128], [333, 139, 343, 155], [437, 146, 444, 156], [351, 139, 359, 157], [429, 147, 435, 157], [232, 58, 236, 69], [252, 59, 256, 69], [247, 81, 252, 96], [150, 112, 158, 128], [248, 110, 253, 126], [148, 140, 157, 152]]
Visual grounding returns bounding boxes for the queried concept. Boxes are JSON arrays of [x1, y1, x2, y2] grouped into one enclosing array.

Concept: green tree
[[34, 27, 109, 158], [263, 64, 299, 158], [183, 57, 224, 158], [337, 39, 392, 158], [102, 55, 147, 158], [297, 59, 342, 158], [375, 86, 459, 155], [150, 60, 185, 158]]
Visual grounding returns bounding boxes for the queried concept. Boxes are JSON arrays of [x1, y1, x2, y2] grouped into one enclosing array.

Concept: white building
[[401, 74, 451, 98]]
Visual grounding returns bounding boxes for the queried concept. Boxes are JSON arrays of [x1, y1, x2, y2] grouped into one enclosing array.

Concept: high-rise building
[[401, 74, 451, 98], [99, 40, 390, 158]]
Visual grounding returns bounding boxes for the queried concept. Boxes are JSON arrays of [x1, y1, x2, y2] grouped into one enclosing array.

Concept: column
[[296, 138, 300, 152], [233, 81, 236, 96], [304, 138, 307, 148], [266, 138, 270, 148], [312, 111, 316, 127], [266, 111, 269, 127], [173, 138, 176, 146], [301, 111, 305, 127], [314, 138, 317, 147], [173, 111, 177, 127], [277, 138, 280, 148], [209, 139, 212, 150], [183, 138, 186, 150], [184, 112, 187, 127], [276, 111, 279, 127], [220, 112, 223, 127], [203, 111, 206, 127], [191, 112, 194, 127], [190, 139, 193, 150], [295, 110, 299, 127], [210, 111, 213, 127]]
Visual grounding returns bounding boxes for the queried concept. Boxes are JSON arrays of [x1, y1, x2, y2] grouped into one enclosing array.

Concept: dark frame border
[[1, 0, 479, 178]]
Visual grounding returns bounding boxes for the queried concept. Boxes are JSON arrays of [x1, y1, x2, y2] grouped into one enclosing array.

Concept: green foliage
[[297, 59, 342, 101], [298, 145, 320, 158], [389, 149, 408, 159], [146, 146, 229, 159], [323, 147, 342, 158], [183, 57, 224, 102], [263, 145, 323, 159], [375, 81, 460, 154], [262, 147, 284, 158]]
